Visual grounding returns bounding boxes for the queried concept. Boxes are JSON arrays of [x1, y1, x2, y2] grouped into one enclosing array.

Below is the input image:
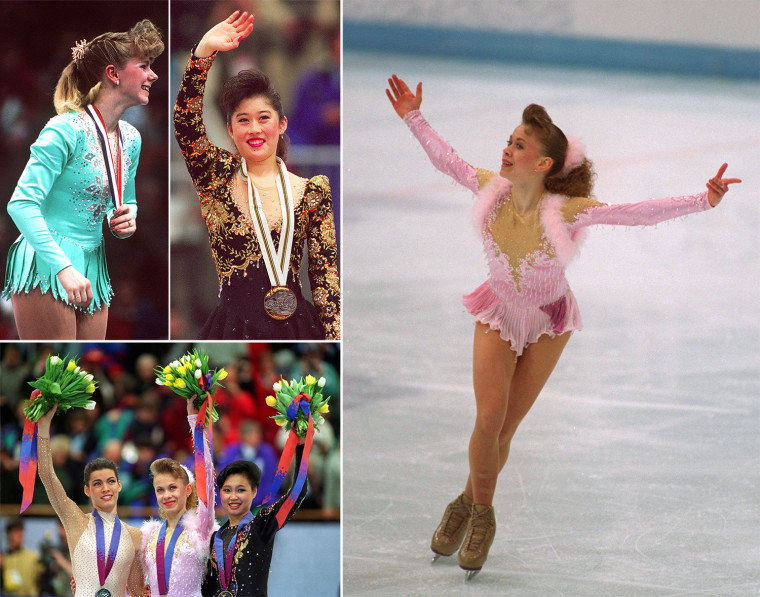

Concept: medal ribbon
[[242, 157, 295, 289], [214, 511, 254, 590], [18, 389, 42, 513], [85, 104, 123, 209], [260, 393, 315, 528], [93, 509, 122, 588], [194, 395, 214, 507], [156, 514, 185, 596]]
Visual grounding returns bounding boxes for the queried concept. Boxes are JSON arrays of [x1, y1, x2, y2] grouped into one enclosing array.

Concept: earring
[[116, 79, 119, 86]]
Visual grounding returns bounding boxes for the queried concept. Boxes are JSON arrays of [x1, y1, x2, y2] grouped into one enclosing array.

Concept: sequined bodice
[[145, 522, 205, 597], [72, 512, 135, 597], [487, 196, 555, 292]]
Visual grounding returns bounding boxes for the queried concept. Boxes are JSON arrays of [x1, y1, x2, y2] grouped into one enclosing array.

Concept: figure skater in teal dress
[[3, 19, 164, 339]]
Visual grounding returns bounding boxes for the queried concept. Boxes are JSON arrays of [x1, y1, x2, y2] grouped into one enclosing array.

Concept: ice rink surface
[[342, 51, 760, 596]]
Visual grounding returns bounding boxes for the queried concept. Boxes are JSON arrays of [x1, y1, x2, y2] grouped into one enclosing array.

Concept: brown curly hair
[[54, 19, 164, 114], [150, 458, 198, 519], [521, 104, 596, 198]]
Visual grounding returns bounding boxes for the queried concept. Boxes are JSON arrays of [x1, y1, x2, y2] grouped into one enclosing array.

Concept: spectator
[[38, 520, 72, 596], [2, 516, 41, 596]]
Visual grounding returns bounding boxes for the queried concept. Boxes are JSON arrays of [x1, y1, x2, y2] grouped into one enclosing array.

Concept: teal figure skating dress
[[3, 109, 140, 312]]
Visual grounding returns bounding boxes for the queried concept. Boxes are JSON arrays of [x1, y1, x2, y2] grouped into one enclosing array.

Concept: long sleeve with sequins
[[403, 109, 482, 193], [174, 51, 235, 203], [567, 192, 712, 232], [304, 177, 341, 339], [37, 435, 89, 544], [7, 115, 140, 275]]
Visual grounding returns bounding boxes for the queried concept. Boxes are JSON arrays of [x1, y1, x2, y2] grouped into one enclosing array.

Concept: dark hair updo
[[521, 104, 596, 198], [217, 459, 262, 492], [219, 69, 289, 162], [84, 457, 119, 486]]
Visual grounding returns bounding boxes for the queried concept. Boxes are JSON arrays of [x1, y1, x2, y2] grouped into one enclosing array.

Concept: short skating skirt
[[463, 280, 583, 357], [3, 232, 112, 313], [200, 266, 324, 340]]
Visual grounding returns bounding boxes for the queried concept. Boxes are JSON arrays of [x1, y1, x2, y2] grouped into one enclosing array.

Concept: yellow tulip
[[67, 360, 76, 372], [319, 404, 330, 413], [163, 366, 172, 374], [174, 378, 186, 389], [86, 384, 96, 394], [275, 418, 286, 427], [165, 374, 174, 382], [305, 375, 316, 386], [218, 369, 228, 380], [265, 396, 277, 407]]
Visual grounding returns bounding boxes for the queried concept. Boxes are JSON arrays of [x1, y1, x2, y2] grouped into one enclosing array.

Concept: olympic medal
[[264, 286, 297, 320], [95, 589, 111, 597], [218, 591, 234, 597]]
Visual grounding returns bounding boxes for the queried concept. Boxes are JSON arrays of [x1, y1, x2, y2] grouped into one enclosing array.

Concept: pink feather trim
[[139, 507, 216, 568], [471, 175, 512, 238], [560, 136, 585, 178], [540, 194, 587, 266], [140, 519, 162, 568]]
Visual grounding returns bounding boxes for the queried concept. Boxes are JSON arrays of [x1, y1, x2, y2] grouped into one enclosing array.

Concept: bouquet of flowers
[[154, 350, 226, 426], [266, 375, 331, 438], [24, 355, 98, 422]]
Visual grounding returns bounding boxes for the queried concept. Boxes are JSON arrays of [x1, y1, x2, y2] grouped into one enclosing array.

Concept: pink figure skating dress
[[140, 415, 217, 597], [404, 110, 712, 356]]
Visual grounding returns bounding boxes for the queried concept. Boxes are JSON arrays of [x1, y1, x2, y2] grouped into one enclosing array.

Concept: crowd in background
[[0, 342, 340, 595]]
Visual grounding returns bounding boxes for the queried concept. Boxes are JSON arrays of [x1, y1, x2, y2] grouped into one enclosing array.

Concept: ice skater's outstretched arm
[[386, 74, 480, 193]]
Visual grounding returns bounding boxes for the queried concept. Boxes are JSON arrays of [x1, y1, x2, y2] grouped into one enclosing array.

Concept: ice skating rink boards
[[342, 51, 760, 596]]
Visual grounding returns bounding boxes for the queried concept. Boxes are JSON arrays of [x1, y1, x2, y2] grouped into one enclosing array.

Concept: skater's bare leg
[[466, 323, 518, 506], [464, 330, 571, 501]]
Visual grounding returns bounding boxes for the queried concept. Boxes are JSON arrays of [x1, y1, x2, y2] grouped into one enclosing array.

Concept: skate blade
[[464, 569, 481, 582], [431, 552, 449, 564]]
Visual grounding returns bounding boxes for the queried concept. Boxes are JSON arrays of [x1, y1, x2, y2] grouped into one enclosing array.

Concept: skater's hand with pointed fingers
[[386, 74, 422, 118], [706, 163, 741, 207]]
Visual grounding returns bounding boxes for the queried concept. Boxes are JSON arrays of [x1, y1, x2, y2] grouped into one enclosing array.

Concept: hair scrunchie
[[560, 136, 585, 178]]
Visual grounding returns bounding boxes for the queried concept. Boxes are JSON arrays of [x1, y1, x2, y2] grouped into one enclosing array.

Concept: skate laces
[[442, 498, 469, 535], [464, 508, 493, 550]]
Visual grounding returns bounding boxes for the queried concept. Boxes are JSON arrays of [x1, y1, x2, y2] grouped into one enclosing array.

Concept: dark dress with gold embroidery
[[174, 52, 341, 340], [200, 446, 307, 597]]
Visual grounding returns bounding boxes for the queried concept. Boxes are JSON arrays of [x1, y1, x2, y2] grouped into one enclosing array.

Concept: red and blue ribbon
[[193, 389, 214, 507], [260, 392, 314, 528], [19, 389, 42, 513]]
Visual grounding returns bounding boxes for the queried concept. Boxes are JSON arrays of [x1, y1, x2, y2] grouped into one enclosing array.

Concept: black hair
[[217, 460, 262, 491], [219, 69, 289, 161], [84, 457, 119, 486]]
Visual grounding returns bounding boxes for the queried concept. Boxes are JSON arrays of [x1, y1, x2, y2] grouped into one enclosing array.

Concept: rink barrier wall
[[343, 22, 760, 80]]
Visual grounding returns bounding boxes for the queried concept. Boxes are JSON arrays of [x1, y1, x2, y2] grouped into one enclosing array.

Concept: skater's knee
[[474, 410, 504, 438]]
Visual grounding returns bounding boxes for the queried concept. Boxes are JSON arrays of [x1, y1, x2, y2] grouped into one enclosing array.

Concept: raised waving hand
[[195, 10, 255, 59], [706, 163, 741, 207], [386, 74, 422, 119]]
